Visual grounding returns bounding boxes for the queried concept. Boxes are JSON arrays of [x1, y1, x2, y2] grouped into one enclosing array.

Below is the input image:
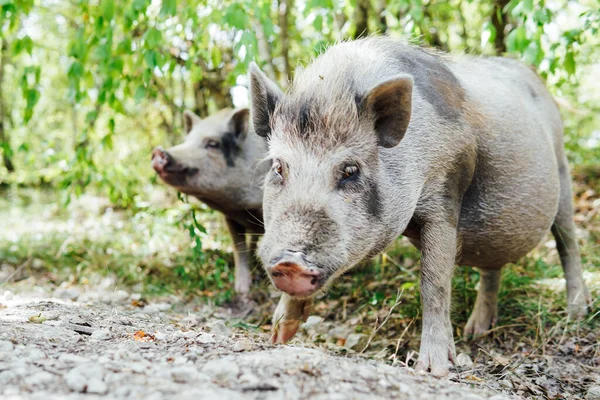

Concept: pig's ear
[[360, 75, 413, 148], [228, 108, 250, 141], [249, 62, 284, 138], [183, 110, 201, 135]]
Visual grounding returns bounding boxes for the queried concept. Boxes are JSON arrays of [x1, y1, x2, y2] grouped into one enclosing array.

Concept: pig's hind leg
[[551, 158, 590, 317], [464, 268, 501, 336]]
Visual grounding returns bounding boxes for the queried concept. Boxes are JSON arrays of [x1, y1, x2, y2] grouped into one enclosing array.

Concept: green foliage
[[0, 0, 599, 300]]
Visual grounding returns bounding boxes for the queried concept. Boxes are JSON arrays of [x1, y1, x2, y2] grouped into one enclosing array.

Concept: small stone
[[344, 334, 368, 351], [24, 371, 55, 388], [208, 320, 230, 339], [59, 353, 91, 364], [141, 305, 160, 314], [232, 339, 253, 352], [202, 359, 240, 381], [172, 366, 199, 383], [91, 329, 112, 340], [301, 316, 323, 330], [87, 378, 108, 394], [0, 340, 14, 352], [3, 290, 13, 301], [587, 385, 600, 400], [456, 353, 474, 367], [54, 287, 81, 301], [197, 333, 215, 344], [499, 379, 514, 389], [64, 364, 105, 393]]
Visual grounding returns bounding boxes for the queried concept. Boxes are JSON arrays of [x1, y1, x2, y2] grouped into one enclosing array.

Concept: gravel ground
[[0, 289, 515, 400]]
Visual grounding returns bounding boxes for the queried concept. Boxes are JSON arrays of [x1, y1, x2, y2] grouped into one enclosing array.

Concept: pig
[[152, 107, 268, 295], [248, 37, 591, 376]]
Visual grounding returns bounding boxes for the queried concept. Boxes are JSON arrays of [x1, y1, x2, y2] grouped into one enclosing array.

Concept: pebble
[[64, 364, 107, 393], [172, 366, 199, 383], [197, 333, 216, 344], [24, 371, 55, 387], [232, 339, 253, 352], [587, 385, 600, 400], [202, 359, 240, 381], [54, 287, 81, 301], [0, 340, 14, 352], [91, 329, 112, 340], [208, 320, 230, 339], [301, 315, 323, 330], [3, 290, 14, 301], [456, 353, 474, 367], [59, 353, 91, 364], [344, 334, 368, 351]]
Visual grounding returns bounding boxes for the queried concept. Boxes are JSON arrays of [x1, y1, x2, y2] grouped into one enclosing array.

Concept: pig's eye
[[205, 140, 220, 149], [340, 164, 359, 184], [272, 160, 284, 182]]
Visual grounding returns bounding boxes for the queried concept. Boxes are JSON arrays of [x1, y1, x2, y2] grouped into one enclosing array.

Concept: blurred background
[[0, 1, 599, 385]]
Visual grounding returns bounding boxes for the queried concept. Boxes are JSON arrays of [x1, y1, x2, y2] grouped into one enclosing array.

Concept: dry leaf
[[133, 330, 155, 342]]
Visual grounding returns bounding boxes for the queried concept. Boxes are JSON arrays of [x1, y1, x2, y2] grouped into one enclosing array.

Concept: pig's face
[[249, 63, 413, 298], [152, 108, 265, 210]]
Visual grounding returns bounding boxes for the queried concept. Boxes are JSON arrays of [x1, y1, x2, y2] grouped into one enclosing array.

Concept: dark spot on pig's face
[[220, 131, 241, 167]]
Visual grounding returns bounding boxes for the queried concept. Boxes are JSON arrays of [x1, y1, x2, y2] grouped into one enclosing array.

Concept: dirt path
[[0, 289, 515, 400]]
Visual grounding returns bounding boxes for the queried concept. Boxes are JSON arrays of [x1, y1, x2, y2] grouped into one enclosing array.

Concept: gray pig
[[152, 108, 268, 294], [249, 37, 590, 376]]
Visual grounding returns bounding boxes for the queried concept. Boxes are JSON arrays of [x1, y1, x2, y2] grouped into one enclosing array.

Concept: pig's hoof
[[271, 319, 300, 344], [415, 339, 455, 377], [567, 299, 589, 319], [464, 308, 497, 337]]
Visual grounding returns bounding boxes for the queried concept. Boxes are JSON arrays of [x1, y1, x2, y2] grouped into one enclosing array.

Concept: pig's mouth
[[152, 147, 198, 186], [266, 252, 331, 298]]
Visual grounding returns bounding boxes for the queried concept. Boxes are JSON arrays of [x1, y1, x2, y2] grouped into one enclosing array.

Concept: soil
[[0, 287, 518, 400]]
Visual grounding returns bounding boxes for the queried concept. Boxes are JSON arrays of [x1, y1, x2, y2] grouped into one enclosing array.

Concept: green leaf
[[160, 0, 177, 17], [13, 36, 33, 55], [144, 27, 162, 48], [134, 85, 146, 104], [100, 0, 115, 21], [564, 51, 576, 75], [144, 50, 157, 69]]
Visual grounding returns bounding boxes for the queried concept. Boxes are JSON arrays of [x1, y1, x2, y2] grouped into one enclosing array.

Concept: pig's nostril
[[310, 276, 318, 285], [271, 271, 283, 278]]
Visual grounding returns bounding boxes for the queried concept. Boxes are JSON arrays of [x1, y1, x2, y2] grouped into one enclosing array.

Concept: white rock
[[344, 334, 368, 351], [587, 385, 600, 400], [25, 371, 55, 387], [54, 287, 81, 301], [197, 333, 215, 344], [456, 352, 474, 367], [202, 359, 240, 381], [301, 315, 323, 330], [91, 329, 112, 340], [183, 330, 199, 339], [3, 290, 13, 300], [153, 302, 171, 311], [0, 340, 14, 352], [58, 353, 91, 364], [64, 364, 105, 393], [86, 378, 108, 394], [172, 366, 199, 383], [208, 320, 230, 338], [232, 339, 253, 352], [141, 305, 160, 314]]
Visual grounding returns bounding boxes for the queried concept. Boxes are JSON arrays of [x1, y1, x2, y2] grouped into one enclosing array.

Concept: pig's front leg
[[225, 218, 252, 295], [272, 294, 313, 343], [414, 220, 457, 377]]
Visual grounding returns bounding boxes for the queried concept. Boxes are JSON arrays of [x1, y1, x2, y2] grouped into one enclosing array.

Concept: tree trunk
[[354, 0, 370, 39], [278, 0, 293, 83], [492, 0, 510, 55], [254, 20, 276, 80], [0, 39, 14, 173]]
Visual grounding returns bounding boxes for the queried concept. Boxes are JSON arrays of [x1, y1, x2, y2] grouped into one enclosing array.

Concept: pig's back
[[447, 56, 562, 267]]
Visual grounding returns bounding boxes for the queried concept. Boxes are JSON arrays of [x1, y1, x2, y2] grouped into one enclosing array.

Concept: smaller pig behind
[[152, 108, 268, 294]]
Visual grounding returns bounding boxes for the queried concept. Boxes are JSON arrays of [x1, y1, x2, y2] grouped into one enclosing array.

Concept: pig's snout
[[267, 250, 323, 297], [152, 147, 173, 173]]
